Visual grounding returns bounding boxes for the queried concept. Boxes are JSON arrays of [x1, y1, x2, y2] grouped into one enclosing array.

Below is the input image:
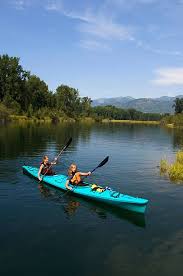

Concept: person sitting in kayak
[[38, 155, 57, 181], [65, 163, 91, 190]]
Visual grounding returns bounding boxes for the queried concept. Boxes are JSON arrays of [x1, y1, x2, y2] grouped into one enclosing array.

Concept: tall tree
[[26, 75, 51, 110], [0, 54, 29, 110], [81, 97, 92, 116], [55, 85, 81, 117], [173, 98, 183, 114]]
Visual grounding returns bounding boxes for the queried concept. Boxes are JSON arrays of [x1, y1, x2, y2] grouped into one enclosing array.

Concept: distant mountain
[[92, 95, 183, 114], [94, 96, 134, 106]]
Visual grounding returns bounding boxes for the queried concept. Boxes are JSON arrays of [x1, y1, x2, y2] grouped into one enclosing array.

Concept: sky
[[0, 0, 183, 99]]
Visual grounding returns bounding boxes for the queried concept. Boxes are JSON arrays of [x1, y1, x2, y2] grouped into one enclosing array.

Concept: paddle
[[61, 156, 109, 197], [82, 156, 109, 180], [39, 137, 72, 182]]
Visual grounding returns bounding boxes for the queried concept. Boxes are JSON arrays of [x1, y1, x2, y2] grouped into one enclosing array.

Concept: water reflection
[[0, 122, 94, 160], [38, 182, 146, 228], [0, 122, 162, 161]]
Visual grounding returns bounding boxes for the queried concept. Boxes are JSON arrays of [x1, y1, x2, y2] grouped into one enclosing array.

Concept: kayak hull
[[22, 165, 148, 214]]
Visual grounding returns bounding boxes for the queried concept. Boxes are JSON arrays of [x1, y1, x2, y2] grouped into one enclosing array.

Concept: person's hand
[[88, 171, 91, 176], [38, 176, 42, 181], [67, 186, 73, 191]]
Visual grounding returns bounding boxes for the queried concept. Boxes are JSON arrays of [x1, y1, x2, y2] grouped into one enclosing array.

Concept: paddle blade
[[97, 156, 109, 168], [91, 156, 109, 173], [63, 137, 72, 151]]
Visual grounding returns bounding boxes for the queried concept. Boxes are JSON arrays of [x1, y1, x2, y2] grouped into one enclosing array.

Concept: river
[[0, 122, 183, 275]]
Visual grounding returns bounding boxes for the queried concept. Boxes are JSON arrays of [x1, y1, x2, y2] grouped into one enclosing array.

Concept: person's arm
[[65, 179, 72, 190], [38, 164, 44, 181], [51, 157, 58, 165], [79, 171, 91, 176]]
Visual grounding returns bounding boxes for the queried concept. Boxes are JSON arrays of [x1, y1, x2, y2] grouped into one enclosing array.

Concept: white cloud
[[12, 0, 182, 56], [78, 18, 133, 41], [152, 67, 183, 86], [45, 5, 134, 41], [44, 3, 134, 49]]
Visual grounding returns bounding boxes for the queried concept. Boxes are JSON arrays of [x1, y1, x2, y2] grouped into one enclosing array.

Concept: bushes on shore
[[0, 54, 164, 123], [0, 103, 11, 122], [161, 114, 183, 127], [160, 151, 183, 182]]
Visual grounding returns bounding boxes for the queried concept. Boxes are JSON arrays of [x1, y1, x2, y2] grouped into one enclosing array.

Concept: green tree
[[27, 104, 33, 117], [2, 94, 21, 114], [26, 75, 51, 111], [0, 54, 29, 110], [81, 97, 92, 116], [173, 98, 183, 114], [55, 85, 81, 117]]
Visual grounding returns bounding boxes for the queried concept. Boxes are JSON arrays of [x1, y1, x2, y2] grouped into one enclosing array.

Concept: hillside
[[92, 96, 183, 114]]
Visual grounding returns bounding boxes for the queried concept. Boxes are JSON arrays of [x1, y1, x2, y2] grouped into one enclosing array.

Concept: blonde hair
[[68, 163, 77, 176]]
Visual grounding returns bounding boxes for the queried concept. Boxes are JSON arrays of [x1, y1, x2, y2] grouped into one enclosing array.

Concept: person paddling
[[65, 163, 91, 190], [38, 155, 57, 181]]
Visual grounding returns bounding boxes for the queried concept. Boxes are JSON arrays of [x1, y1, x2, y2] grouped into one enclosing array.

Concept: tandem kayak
[[22, 165, 149, 214]]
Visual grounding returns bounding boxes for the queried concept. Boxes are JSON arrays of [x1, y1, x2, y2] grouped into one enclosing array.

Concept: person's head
[[68, 163, 77, 175], [42, 156, 49, 164]]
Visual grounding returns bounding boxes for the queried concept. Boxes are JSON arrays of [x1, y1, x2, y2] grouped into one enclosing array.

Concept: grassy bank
[[9, 115, 77, 123], [4, 116, 161, 124], [161, 114, 183, 128], [102, 119, 160, 125], [160, 151, 183, 182]]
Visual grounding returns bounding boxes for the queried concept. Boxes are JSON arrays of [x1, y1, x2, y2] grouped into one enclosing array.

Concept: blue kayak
[[22, 165, 148, 214]]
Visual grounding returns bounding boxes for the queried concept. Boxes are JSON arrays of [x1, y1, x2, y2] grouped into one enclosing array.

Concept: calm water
[[1, 122, 183, 276]]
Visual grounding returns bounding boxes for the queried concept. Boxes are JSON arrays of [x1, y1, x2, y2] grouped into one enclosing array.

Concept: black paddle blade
[[97, 156, 109, 168], [91, 156, 109, 173], [63, 137, 72, 151]]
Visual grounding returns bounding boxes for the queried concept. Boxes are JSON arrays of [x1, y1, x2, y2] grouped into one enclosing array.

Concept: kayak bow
[[23, 165, 148, 214]]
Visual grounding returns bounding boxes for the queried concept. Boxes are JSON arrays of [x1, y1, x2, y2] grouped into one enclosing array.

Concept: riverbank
[[161, 114, 183, 129], [9, 115, 76, 123], [0, 114, 161, 125], [102, 119, 160, 125]]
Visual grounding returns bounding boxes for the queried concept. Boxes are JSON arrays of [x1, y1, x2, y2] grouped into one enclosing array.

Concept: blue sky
[[0, 0, 183, 99]]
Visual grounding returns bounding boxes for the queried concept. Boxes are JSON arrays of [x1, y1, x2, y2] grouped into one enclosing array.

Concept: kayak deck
[[22, 165, 148, 214]]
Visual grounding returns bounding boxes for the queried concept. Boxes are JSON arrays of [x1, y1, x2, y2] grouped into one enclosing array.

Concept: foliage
[[0, 102, 11, 120], [0, 54, 29, 110], [161, 113, 183, 127], [173, 98, 183, 114], [80, 97, 92, 116], [160, 151, 183, 182], [0, 54, 164, 122], [56, 85, 81, 117], [160, 158, 169, 174], [2, 94, 21, 114], [92, 105, 162, 121], [27, 104, 33, 117], [169, 163, 183, 182], [176, 151, 183, 164], [26, 75, 51, 111]]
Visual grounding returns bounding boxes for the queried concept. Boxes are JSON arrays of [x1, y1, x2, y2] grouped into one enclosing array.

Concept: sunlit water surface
[[1, 122, 183, 276]]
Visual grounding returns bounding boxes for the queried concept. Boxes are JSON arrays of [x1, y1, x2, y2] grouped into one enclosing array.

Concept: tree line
[[160, 98, 183, 127], [0, 54, 165, 122], [0, 54, 92, 120]]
